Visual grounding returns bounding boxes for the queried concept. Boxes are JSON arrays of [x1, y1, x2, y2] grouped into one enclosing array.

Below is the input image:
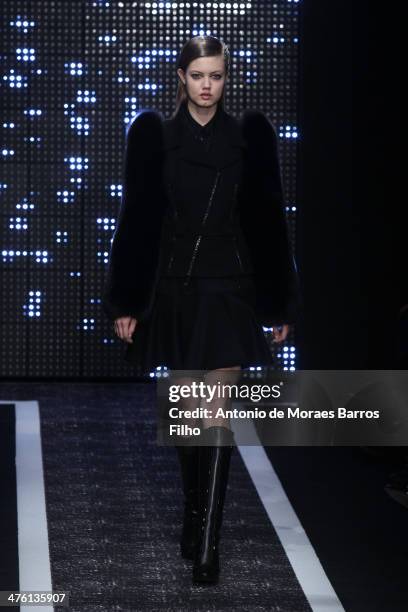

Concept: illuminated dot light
[[2, 250, 27, 262], [3, 70, 28, 88], [69, 116, 91, 134], [16, 47, 36, 61], [24, 109, 42, 116], [130, 49, 177, 66], [108, 184, 122, 197], [82, 317, 96, 331], [266, 35, 286, 44], [65, 62, 85, 76], [234, 49, 258, 83], [149, 365, 169, 379], [103, 337, 116, 345], [64, 156, 89, 171], [10, 17, 35, 33], [9, 217, 28, 230], [137, 81, 158, 91], [2, 149, 15, 156], [97, 217, 116, 230], [124, 97, 139, 123], [1, 249, 23, 262], [76, 89, 96, 103], [57, 190, 76, 204], [279, 125, 299, 139], [98, 34, 118, 44], [278, 346, 296, 371], [192, 28, 213, 36], [3, 122, 16, 128], [56, 230, 68, 244], [33, 250, 50, 264], [16, 197, 35, 211], [24, 290, 42, 318], [25, 136, 42, 145], [98, 249, 110, 264], [117, 70, 130, 83]]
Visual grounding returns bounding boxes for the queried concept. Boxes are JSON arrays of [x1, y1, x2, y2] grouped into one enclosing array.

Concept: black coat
[[102, 104, 302, 327], [158, 101, 255, 279]]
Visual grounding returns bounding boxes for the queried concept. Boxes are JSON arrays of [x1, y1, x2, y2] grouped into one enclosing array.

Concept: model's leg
[[201, 366, 243, 430], [193, 366, 242, 584]]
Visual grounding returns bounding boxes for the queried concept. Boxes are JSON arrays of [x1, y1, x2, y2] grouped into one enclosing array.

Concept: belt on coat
[[171, 229, 239, 237]]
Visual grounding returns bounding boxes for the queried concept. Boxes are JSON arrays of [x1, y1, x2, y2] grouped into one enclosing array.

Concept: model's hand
[[114, 316, 138, 343], [272, 323, 290, 343]]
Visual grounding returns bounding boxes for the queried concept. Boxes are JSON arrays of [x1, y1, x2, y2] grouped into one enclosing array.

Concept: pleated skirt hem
[[124, 276, 274, 374]]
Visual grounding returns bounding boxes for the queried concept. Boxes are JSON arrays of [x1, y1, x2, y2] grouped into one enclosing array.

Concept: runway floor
[[0, 382, 407, 612]]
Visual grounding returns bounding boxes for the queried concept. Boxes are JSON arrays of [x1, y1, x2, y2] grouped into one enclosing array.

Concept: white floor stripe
[[233, 417, 345, 612], [0, 401, 54, 612]]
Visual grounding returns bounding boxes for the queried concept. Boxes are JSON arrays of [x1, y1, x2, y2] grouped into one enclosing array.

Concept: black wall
[[297, 0, 401, 369]]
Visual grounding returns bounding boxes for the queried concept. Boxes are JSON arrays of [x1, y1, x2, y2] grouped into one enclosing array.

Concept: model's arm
[[239, 109, 302, 329], [101, 110, 166, 329]]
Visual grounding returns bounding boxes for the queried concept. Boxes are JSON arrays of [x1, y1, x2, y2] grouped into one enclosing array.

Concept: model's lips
[[200, 94, 212, 98]]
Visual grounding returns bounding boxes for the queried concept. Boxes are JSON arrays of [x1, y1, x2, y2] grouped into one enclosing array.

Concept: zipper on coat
[[183, 170, 221, 286], [230, 182, 244, 276], [234, 235, 244, 273]]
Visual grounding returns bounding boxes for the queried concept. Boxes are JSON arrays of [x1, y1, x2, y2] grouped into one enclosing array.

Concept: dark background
[[1, 1, 399, 378], [0, 0, 300, 379], [298, 0, 402, 369]]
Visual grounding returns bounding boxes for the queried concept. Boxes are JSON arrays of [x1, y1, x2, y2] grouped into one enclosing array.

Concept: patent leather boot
[[175, 445, 200, 560], [192, 426, 235, 585]]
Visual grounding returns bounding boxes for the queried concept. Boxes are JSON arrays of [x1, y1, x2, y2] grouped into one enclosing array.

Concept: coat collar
[[162, 100, 246, 170]]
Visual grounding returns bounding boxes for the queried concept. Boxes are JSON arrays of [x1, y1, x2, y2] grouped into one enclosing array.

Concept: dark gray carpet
[[1, 383, 312, 612]]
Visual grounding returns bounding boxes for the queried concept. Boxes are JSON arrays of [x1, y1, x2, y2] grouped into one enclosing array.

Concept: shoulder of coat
[[126, 108, 165, 150], [239, 109, 278, 148], [127, 108, 164, 134]]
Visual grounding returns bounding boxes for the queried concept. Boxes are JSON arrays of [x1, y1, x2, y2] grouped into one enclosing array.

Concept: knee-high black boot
[[175, 445, 200, 560], [193, 426, 235, 584]]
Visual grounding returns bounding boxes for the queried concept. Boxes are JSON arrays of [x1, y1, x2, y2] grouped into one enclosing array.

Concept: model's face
[[177, 55, 226, 108]]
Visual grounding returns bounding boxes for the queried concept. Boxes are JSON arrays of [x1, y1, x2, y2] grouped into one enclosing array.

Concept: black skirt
[[124, 275, 274, 373]]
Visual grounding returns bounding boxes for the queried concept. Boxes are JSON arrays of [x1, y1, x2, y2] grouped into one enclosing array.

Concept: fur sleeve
[[239, 110, 303, 326], [101, 109, 166, 322]]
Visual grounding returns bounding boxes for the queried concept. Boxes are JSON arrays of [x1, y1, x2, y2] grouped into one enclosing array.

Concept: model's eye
[[190, 74, 222, 79]]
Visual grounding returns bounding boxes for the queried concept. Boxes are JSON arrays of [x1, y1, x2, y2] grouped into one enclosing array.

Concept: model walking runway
[[102, 35, 300, 586]]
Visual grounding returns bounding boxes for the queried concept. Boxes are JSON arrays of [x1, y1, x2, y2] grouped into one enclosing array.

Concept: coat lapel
[[162, 103, 246, 170]]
